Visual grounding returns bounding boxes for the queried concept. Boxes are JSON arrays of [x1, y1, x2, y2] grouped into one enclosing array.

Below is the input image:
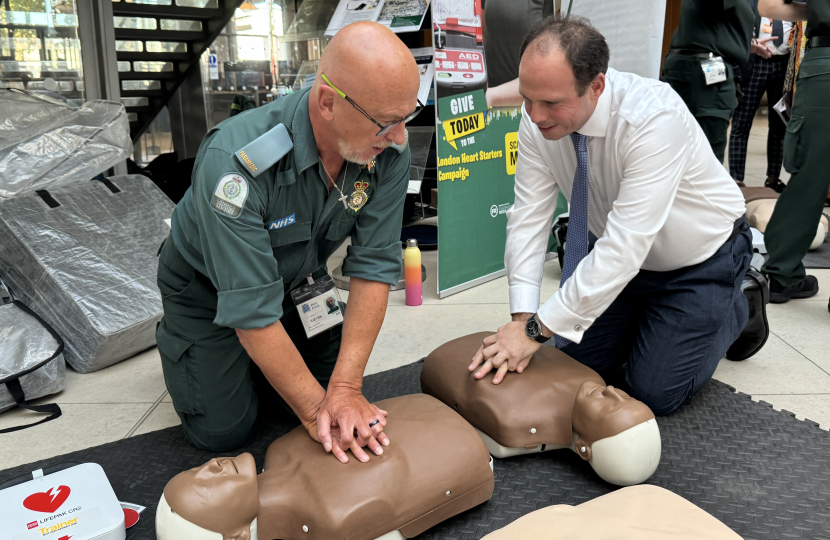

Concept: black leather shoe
[[764, 176, 787, 193], [768, 275, 819, 303], [727, 270, 770, 361]]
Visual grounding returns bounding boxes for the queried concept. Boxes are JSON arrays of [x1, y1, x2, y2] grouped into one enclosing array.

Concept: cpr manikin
[[421, 333, 661, 486], [156, 394, 494, 540], [742, 186, 827, 250], [482, 484, 743, 539]]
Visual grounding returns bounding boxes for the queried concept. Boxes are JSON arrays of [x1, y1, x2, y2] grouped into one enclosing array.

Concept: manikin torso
[[160, 394, 494, 540], [421, 333, 661, 486]]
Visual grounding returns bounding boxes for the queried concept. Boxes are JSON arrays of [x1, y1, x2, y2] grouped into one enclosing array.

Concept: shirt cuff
[[509, 285, 542, 315], [342, 242, 402, 286], [537, 291, 593, 345], [215, 278, 284, 330]]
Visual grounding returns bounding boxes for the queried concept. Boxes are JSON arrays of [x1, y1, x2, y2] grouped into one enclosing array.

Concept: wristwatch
[[524, 314, 550, 344]]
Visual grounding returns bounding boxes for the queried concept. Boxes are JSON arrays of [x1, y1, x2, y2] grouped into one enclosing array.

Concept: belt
[[761, 53, 790, 63], [727, 215, 748, 244], [808, 35, 830, 49], [668, 48, 715, 59]]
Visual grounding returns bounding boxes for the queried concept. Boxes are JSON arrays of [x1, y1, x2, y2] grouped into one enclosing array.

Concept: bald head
[[310, 21, 420, 164], [316, 22, 419, 106]]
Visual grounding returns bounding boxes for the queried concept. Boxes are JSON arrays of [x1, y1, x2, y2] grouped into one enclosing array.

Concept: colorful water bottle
[[404, 239, 422, 306]]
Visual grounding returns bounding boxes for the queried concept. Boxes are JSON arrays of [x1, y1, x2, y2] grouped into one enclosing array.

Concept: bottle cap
[[407, 239, 418, 248]]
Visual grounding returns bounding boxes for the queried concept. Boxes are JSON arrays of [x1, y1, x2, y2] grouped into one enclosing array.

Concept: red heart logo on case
[[23, 486, 71, 513]]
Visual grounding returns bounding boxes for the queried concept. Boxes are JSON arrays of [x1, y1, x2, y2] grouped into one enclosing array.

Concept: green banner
[[437, 90, 522, 295]]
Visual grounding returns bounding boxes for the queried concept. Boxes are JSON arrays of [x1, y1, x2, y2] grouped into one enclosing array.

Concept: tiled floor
[[2, 114, 828, 470]]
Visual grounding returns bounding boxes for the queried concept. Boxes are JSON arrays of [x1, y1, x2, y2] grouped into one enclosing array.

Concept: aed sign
[[0, 463, 126, 540]]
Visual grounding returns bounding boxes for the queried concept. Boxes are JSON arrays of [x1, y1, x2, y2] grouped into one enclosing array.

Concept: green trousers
[[156, 235, 342, 451], [663, 54, 737, 163], [762, 48, 830, 287]]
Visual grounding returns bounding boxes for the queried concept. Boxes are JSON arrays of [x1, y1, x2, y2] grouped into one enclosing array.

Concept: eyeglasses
[[321, 73, 424, 137]]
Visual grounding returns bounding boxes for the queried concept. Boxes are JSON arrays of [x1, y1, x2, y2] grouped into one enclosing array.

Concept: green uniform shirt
[[483, 0, 552, 88], [170, 87, 410, 330], [669, 0, 755, 65], [807, 0, 830, 39]]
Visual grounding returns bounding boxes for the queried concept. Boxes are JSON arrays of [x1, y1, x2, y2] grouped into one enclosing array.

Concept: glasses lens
[[376, 122, 400, 137]]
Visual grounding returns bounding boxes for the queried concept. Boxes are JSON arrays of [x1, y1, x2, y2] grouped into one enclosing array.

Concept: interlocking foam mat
[[2, 360, 829, 540]]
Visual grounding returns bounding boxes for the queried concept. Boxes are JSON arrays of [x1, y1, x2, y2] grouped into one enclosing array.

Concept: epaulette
[[235, 123, 293, 177]]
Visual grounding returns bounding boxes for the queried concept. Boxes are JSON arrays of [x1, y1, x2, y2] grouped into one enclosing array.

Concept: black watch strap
[[526, 314, 550, 343]]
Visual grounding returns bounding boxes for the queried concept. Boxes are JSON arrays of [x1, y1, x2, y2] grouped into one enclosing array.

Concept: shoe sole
[[728, 272, 770, 361], [769, 288, 819, 304]]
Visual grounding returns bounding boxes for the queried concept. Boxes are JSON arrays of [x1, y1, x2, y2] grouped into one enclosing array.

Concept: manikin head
[[518, 16, 609, 141], [310, 21, 420, 165], [572, 381, 661, 486], [157, 453, 259, 540]]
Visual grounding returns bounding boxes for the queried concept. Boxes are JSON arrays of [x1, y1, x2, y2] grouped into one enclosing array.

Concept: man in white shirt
[[468, 17, 755, 415]]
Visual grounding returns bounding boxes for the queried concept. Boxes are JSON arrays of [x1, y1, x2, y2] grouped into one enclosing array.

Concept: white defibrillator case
[[0, 463, 125, 540]]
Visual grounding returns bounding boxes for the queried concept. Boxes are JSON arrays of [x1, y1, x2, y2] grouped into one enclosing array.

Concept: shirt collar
[[290, 87, 321, 174], [576, 74, 612, 138]]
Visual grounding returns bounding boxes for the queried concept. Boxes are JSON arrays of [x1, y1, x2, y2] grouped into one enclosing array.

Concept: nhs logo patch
[[269, 213, 296, 230]]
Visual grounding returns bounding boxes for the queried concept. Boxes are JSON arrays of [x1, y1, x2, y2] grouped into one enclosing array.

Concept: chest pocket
[[325, 217, 357, 242], [269, 220, 312, 247]]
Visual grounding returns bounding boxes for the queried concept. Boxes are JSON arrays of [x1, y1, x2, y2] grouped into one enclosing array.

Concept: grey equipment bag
[[0, 300, 65, 433]]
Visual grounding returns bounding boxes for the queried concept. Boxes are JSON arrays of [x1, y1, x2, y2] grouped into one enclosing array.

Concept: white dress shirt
[[759, 18, 793, 56], [506, 68, 746, 344]]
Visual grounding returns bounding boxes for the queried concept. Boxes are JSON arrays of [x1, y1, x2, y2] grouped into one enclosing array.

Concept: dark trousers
[[156, 236, 342, 451], [762, 48, 830, 287], [559, 220, 753, 416], [663, 54, 739, 164], [728, 55, 788, 181]]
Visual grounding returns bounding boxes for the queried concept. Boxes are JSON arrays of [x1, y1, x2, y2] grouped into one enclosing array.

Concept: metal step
[[114, 28, 207, 42], [111, 3, 222, 20]]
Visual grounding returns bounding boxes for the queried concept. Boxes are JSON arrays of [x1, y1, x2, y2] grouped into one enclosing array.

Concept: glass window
[[133, 60, 173, 72], [175, 0, 218, 8], [0, 0, 85, 103], [118, 61, 132, 72], [114, 16, 158, 30], [146, 41, 187, 53], [160, 19, 202, 31], [121, 96, 149, 106], [116, 40, 144, 52], [122, 79, 161, 90], [124, 0, 173, 5]]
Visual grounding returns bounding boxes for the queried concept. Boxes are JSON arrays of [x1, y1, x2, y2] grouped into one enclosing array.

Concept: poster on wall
[[433, 0, 523, 298]]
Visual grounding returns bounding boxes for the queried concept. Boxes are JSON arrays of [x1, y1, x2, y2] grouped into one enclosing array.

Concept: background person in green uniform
[[759, 0, 830, 304], [156, 22, 421, 462], [662, 0, 755, 163]]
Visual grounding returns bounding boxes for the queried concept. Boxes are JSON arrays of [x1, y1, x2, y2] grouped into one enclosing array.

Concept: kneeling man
[[470, 17, 753, 415]]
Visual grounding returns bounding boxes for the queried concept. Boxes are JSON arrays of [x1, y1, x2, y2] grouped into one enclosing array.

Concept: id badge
[[701, 55, 727, 86], [290, 274, 344, 339]]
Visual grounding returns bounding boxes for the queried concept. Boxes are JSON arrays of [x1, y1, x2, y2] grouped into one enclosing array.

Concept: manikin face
[[164, 453, 259, 540], [518, 43, 604, 141], [571, 381, 655, 461]]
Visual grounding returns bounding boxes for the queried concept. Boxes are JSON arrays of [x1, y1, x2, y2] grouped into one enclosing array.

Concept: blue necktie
[[555, 132, 589, 349]]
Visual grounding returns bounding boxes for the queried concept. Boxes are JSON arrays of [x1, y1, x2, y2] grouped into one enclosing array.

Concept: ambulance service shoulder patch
[[210, 173, 249, 218]]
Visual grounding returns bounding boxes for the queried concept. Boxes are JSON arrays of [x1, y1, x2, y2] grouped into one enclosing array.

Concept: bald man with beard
[[155, 22, 421, 461]]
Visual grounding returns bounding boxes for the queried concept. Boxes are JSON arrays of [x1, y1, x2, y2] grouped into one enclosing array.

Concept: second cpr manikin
[[421, 333, 662, 486]]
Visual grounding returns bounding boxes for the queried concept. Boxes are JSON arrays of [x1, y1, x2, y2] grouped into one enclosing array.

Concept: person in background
[[758, 0, 830, 306], [729, 2, 792, 192], [662, 0, 755, 164], [483, 0, 554, 107]]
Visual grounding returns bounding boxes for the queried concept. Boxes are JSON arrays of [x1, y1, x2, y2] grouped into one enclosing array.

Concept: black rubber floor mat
[[2, 360, 829, 540]]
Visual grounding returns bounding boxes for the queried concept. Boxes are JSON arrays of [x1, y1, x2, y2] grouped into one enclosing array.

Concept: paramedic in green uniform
[[155, 22, 421, 462], [759, 0, 830, 304], [662, 0, 755, 163]]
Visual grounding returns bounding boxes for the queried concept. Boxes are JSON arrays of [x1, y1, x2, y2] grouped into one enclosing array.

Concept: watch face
[[526, 318, 541, 338]]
